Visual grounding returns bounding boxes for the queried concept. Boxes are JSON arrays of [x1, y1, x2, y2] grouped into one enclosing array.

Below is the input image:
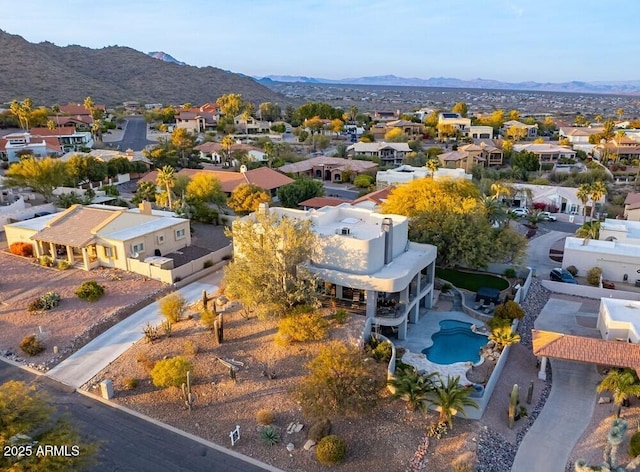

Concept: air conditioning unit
[[341, 227, 350, 235], [130, 252, 139, 259]]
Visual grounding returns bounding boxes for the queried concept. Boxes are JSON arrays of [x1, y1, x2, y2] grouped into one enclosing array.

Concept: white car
[[539, 211, 557, 221], [510, 208, 529, 217]]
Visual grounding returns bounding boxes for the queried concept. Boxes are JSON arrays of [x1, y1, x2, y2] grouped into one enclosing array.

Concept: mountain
[[258, 74, 640, 95], [0, 30, 289, 106], [147, 51, 187, 66]]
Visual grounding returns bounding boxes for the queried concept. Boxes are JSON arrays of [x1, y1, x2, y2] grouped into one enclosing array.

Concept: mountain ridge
[[0, 30, 288, 107], [258, 74, 640, 95]]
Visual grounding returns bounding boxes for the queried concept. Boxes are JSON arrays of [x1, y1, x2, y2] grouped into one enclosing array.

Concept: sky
[[2, 0, 640, 83]]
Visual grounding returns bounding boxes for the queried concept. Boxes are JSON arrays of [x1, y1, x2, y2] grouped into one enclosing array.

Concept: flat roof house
[[237, 204, 437, 339]]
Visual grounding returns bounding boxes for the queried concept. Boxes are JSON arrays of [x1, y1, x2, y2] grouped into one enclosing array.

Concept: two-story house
[[346, 141, 411, 167], [437, 112, 471, 140], [502, 120, 538, 139]]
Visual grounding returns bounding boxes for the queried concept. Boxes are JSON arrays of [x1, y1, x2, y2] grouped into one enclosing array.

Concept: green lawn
[[436, 268, 509, 292]]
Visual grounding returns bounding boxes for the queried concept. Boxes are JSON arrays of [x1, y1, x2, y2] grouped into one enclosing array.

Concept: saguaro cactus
[[575, 418, 640, 471], [181, 370, 195, 412], [508, 384, 519, 429]]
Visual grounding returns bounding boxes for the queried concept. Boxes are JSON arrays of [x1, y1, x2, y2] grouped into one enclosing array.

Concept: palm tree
[[480, 195, 506, 227], [387, 371, 435, 413], [156, 165, 176, 210], [490, 181, 514, 205], [617, 108, 624, 121], [576, 183, 591, 224], [575, 220, 601, 243], [614, 130, 626, 163], [596, 368, 640, 418], [489, 325, 521, 350], [589, 181, 607, 220], [425, 158, 439, 178], [221, 134, 235, 166], [427, 375, 478, 428], [527, 210, 545, 229]]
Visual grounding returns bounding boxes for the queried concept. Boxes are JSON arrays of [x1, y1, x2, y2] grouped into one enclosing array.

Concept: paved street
[[47, 270, 224, 388], [117, 115, 155, 151], [323, 184, 359, 200], [0, 361, 277, 472], [525, 230, 571, 279]]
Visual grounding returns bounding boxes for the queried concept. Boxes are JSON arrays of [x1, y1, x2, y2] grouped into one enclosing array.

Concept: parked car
[[510, 208, 529, 217], [539, 211, 557, 221], [550, 268, 578, 284]]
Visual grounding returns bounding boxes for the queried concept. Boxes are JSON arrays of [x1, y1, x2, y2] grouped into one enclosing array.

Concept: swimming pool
[[422, 320, 488, 365]]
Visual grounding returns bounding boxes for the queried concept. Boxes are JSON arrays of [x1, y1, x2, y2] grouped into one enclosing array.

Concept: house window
[[157, 234, 165, 244], [104, 247, 115, 258], [175, 228, 186, 240], [131, 242, 144, 254]]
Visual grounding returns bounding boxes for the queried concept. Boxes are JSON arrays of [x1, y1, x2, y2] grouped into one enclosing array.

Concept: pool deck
[[394, 308, 489, 384]]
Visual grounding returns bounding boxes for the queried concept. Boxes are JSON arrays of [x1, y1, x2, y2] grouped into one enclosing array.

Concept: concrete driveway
[[526, 230, 571, 278], [47, 270, 224, 388]]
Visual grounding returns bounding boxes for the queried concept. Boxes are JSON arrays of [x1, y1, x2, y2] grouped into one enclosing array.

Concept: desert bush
[[441, 282, 452, 293], [27, 291, 61, 312], [161, 320, 172, 337], [630, 432, 640, 457], [199, 308, 217, 330], [159, 293, 188, 324], [136, 352, 154, 372], [143, 323, 161, 342], [316, 435, 346, 466], [183, 340, 198, 356], [587, 266, 603, 286], [256, 409, 275, 425], [123, 377, 139, 391], [330, 308, 348, 324], [277, 312, 329, 343], [368, 336, 392, 363], [38, 255, 54, 267], [20, 335, 45, 356], [452, 451, 476, 472], [9, 242, 33, 257], [566, 265, 578, 276], [493, 300, 524, 321], [308, 419, 332, 442], [75, 280, 105, 302], [150, 356, 192, 388], [487, 316, 512, 331], [296, 342, 384, 417], [504, 268, 517, 279], [57, 260, 71, 270], [259, 426, 280, 446]]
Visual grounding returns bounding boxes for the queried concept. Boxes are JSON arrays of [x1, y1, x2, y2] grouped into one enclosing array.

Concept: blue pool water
[[422, 320, 488, 365]]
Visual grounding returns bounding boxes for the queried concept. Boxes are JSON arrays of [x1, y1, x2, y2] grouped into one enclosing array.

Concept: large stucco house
[[237, 204, 437, 339], [3, 203, 208, 283]]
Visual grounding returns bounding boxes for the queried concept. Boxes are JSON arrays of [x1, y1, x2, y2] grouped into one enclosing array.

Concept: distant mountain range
[[147, 51, 187, 66], [0, 30, 287, 107], [258, 74, 640, 95]]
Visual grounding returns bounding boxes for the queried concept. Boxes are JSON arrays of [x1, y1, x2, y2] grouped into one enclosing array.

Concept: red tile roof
[[30, 127, 77, 137], [532, 330, 640, 374], [351, 186, 393, 205], [59, 103, 105, 115], [299, 196, 351, 208]]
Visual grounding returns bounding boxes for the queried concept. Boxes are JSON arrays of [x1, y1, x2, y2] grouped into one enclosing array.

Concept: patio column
[[538, 356, 548, 380], [365, 290, 377, 318], [48, 242, 56, 261], [398, 318, 407, 340], [66, 246, 73, 264], [81, 247, 89, 270], [335, 285, 343, 299], [34, 240, 43, 258]]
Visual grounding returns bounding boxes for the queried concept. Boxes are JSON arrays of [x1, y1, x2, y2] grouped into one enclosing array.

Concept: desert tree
[[4, 157, 69, 202], [227, 183, 271, 216]]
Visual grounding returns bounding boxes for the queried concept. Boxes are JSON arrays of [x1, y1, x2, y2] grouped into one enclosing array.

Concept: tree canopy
[[276, 177, 324, 208], [4, 157, 69, 202], [227, 183, 271, 216], [185, 173, 226, 207], [0, 380, 96, 471], [223, 209, 319, 317]]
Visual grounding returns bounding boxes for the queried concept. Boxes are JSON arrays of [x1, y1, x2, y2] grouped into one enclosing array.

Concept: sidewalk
[[46, 270, 224, 388]]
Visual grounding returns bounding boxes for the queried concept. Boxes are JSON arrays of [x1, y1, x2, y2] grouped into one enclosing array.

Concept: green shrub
[[504, 268, 516, 279], [159, 293, 188, 324], [38, 255, 54, 267], [259, 426, 280, 446], [493, 300, 524, 321], [28, 291, 61, 312], [9, 242, 33, 257], [368, 337, 393, 363], [20, 335, 45, 356], [566, 265, 578, 276], [57, 260, 71, 270], [123, 377, 139, 391], [199, 308, 217, 330], [256, 409, 275, 425], [316, 435, 346, 466], [277, 312, 328, 343], [183, 340, 198, 356], [587, 266, 603, 286], [331, 308, 348, 324], [630, 432, 640, 457], [75, 280, 105, 302], [441, 282, 453, 293], [487, 316, 512, 331], [150, 356, 192, 388], [203, 260, 213, 269]]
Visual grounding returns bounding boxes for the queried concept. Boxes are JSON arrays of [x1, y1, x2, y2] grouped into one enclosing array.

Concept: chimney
[[257, 202, 269, 216], [382, 217, 393, 264], [139, 201, 152, 215]]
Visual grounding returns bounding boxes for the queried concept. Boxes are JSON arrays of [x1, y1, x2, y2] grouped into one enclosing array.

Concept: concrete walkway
[[511, 359, 601, 472], [47, 270, 224, 388]]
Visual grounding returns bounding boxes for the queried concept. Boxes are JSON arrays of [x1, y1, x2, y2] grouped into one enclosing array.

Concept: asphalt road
[[0, 361, 277, 472], [323, 184, 359, 200], [117, 116, 155, 151]]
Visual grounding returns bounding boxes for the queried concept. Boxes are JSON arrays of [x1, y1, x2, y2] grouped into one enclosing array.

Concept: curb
[[76, 388, 285, 472], [0, 355, 45, 376]]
